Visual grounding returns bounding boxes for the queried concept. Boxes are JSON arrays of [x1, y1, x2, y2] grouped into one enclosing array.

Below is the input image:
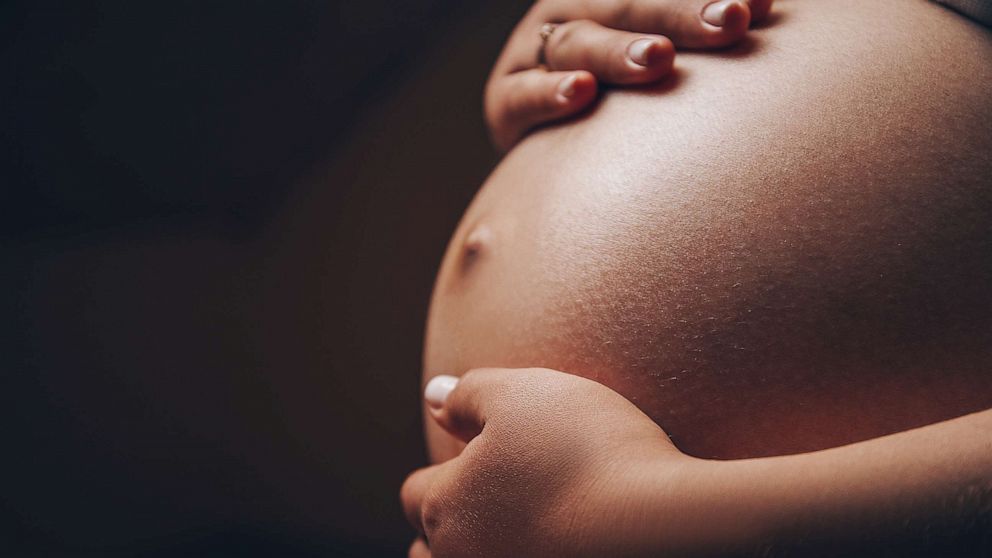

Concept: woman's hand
[[402, 369, 992, 557], [400, 367, 712, 558], [486, 0, 775, 151]]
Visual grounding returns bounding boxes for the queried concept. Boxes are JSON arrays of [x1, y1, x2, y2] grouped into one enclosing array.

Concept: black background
[[1, 1, 529, 555]]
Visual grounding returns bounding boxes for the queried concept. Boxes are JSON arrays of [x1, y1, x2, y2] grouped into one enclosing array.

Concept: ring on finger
[[537, 22, 558, 68]]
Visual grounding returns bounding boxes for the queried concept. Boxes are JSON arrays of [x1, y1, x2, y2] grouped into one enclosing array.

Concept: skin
[[486, 0, 775, 151], [425, 0, 992, 464], [403, 369, 992, 557]]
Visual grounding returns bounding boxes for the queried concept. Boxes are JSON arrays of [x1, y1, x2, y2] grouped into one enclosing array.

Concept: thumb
[[423, 369, 514, 443]]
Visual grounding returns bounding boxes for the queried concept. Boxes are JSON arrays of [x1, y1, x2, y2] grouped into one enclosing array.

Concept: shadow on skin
[[750, 9, 787, 30]]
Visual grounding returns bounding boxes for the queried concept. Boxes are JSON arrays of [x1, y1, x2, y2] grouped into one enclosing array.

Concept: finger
[[485, 69, 596, 152], [400, 463, 447, 535], [424, 369, 520, 443], [746, 0, 774, 23], [546, 0, 759, 49], [409, 538, 431, 558], [633, 0, 753, 49], [544, 20, 675, 85]]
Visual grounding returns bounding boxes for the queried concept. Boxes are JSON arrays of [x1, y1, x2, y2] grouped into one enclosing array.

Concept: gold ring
[[538, 23, 558, 67]]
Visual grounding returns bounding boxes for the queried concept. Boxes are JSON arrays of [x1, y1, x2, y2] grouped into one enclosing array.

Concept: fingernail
[[557, 73, 578, 100], [702, 0, 736, 27], [627, 38, 656, 67], [425, 375, 459, 409]]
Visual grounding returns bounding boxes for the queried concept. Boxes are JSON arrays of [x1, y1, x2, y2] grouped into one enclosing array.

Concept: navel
[[460, 223, 494, 273]]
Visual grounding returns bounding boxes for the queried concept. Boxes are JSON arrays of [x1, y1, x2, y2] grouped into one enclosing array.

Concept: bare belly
[[424, 0, 992, 461]]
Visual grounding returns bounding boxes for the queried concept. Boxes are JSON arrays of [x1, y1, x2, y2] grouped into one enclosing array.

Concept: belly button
[[460, 224, 493, 272]]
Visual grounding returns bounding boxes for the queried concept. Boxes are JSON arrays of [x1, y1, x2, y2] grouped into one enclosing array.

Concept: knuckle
[[546, 19, 587, 53], [420, 491, 445, 536]]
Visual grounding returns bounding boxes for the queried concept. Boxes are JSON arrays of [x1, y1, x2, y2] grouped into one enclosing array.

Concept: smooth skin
[[486, 0, 775, 151], [403, 368, 991, 558]]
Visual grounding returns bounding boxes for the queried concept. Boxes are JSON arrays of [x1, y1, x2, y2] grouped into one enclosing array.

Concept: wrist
[[625, 449, 807, 558], [587, 451, 770, 558]]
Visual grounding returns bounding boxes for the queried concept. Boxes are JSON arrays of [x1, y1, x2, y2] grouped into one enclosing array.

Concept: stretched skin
[[424, 0, 992, 461]]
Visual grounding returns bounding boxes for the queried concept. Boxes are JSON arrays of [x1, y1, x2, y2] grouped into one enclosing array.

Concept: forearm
[[640, 410, 992, 557], [754, 409, 991, 556]]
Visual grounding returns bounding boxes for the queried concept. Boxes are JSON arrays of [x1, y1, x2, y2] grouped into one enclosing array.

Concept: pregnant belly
[[423, 0, 992, 461]]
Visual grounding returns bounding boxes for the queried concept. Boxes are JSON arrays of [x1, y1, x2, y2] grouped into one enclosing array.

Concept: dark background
[[1, 1, 529, 555]]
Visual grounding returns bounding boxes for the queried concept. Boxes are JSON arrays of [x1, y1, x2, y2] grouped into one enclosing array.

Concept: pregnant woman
[[404, 0, 992, 555]]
